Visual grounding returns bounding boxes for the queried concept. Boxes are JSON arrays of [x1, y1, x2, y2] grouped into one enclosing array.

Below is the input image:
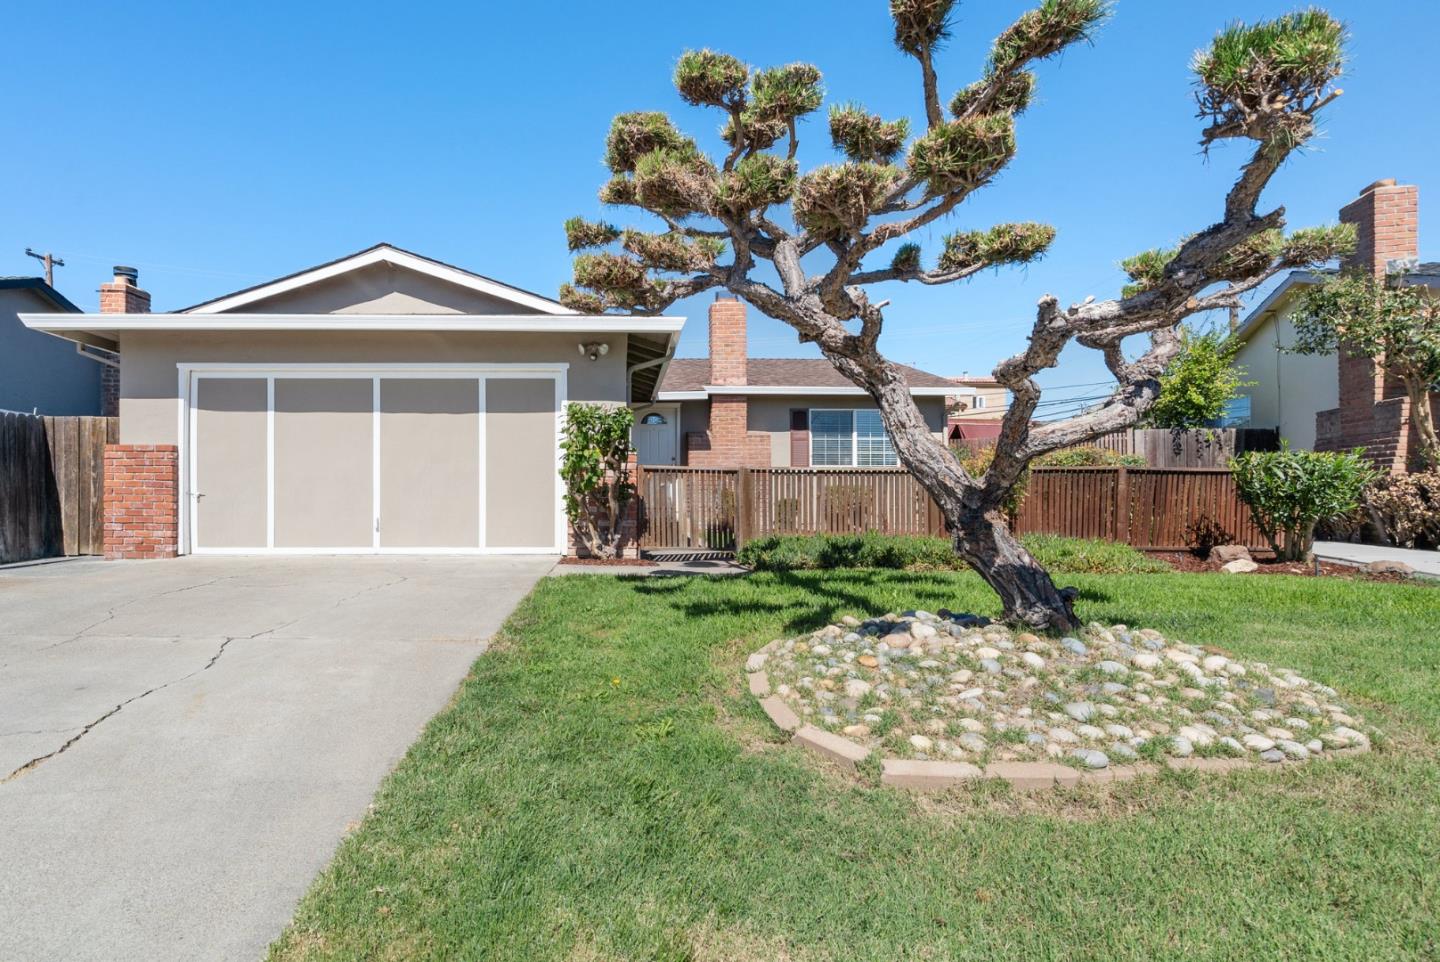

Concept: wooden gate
[[0, 413, 117, 564]]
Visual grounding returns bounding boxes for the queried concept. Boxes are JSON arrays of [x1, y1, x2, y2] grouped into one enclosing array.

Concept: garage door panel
[[274, 378, 373, 549], [380, 379, 480, 548], [195, 378, 267, 549], [485, 379, 556, 549]]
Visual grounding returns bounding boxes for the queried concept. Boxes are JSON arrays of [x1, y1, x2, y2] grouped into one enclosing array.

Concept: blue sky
[[4, 1, 1435, 411]]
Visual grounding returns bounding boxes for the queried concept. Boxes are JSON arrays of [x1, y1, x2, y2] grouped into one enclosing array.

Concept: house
[[640, 297, 954, 467], [944, 373, 1009, 445], [0, 276, 116, 415], [20, 244, 683, 558], [1233, 179, 1437, 468]]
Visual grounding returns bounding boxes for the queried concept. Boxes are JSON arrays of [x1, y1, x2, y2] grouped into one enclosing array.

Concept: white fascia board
[[697, 384, 955, 397], [654, 391, 709, 401], [20, 313, 685, 336], [185, 246, 572, 315]]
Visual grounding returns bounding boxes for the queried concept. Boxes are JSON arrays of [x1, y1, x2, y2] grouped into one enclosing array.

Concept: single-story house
[[21, 244, 682, 558], [0, 276, 116, 415], [1232, 178, 1436, 470], [640, 297, 954, 467]]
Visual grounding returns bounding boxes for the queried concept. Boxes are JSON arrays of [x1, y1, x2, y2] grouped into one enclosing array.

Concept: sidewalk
[[1312, 541, 1440, 578]]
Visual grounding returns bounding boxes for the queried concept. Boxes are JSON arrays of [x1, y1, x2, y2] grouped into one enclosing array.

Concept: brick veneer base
[[104, 444, 179, 560]]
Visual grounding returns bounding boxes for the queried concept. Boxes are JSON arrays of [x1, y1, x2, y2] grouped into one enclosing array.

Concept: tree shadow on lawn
[[630, 569, 988, 636]]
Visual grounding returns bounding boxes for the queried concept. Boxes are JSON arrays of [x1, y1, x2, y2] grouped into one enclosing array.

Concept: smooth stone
[[1170, 736, 1194, 757], [957, 733, 987, 752], [1242, 734, 1275, 752], [980, 659, 1002, 674], [1305, 738, 1324, 754], [1061, 638, 1089, 656], [1076, 724, 1107, 740], [858, 654, 879, 668], [1276, 740, 1309, 760], [1109, 742, 1138, 761], [1096, 660, 1126, 675], [1048, 727, 1080, 744], [1260, 748, 1285, 763], [1020, 652, 1046, 670], [1132, 653, 1161, 670], [975, 646, 1002, 660], [842, 724, 871, 737], [909, 735, 934, 751], [1063, 702, 1095, 723], [911, 623, 938, 641], [844, 679, 872, 699], [1071, 748, 1110, 769], [812, 644, 832, 657]]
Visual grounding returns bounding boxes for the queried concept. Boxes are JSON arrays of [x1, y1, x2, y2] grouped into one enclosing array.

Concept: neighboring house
[[1233, 178, 1437, 469], [944, 373, 1009, 444], [21, 244, 682, 558], [641, 297, 953, 467], [0, 276, 115, 415]]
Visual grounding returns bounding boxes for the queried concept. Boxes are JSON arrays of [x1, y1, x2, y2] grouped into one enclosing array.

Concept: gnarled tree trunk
[[951, 503, 1079, 631]]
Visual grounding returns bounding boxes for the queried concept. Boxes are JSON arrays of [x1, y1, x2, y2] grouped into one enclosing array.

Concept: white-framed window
[[972, 395, 987, 410], [810, 408, 898, 467]]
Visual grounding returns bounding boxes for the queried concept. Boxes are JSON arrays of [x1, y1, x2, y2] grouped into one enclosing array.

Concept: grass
[[269, 570, 1440, 962]]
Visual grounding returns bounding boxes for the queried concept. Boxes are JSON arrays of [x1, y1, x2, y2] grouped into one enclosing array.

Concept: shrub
[[1230, 445, 1377, 562], [560, 403, 635, 559], [736, 532, 1166, 575], [1364, 470, 1440, 549]]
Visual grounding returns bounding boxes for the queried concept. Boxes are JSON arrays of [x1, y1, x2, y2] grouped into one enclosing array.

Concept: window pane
[[854, 409, 897, 466], [810, 410, 853, 466]]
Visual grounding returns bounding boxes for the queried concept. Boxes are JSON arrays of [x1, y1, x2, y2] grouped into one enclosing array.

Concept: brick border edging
[[745, 642, 1369, 791]]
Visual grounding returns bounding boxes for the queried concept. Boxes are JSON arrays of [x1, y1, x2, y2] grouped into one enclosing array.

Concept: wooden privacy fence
[[954, 427, 1279, 468], [635, 465, 1266, 553], [0, 413, 117, 564]]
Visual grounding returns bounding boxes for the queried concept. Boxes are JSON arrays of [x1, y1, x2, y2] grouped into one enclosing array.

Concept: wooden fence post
[[735, 468, 753, 550], [1114, 465, 1130, 545]]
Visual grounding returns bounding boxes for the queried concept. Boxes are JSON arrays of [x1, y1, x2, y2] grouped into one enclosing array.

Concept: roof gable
[[182, 244, 573, 316]]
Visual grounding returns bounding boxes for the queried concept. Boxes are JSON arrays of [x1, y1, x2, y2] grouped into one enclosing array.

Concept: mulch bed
[[1151, 551, 1412, 583], [558, 556, 658, 567]]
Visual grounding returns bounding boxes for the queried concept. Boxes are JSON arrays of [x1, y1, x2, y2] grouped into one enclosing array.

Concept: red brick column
[[104, 445, 179, 560]]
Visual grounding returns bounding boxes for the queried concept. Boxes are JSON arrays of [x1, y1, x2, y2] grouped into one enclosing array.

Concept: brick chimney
[[1339, 179, 1419, 276], [99, 265, 150, 314], [708, 295, 747, 386], [1317, 180, 1421, 469]]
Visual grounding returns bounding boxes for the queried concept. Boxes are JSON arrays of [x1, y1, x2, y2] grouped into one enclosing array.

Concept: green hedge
[[736, 532, 1168, 575]]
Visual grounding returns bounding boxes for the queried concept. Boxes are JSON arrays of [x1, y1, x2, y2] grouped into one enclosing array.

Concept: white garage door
[[186, 367, 563, 554]]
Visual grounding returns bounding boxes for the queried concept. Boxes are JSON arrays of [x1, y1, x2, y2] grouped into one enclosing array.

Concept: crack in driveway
[[36, 575, 240, 652], [3, 616, 295, 784]]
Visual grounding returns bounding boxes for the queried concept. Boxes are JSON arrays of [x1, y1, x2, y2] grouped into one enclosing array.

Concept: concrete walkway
[[0, 555, 552, 962], [1312, 540, 1440, 578]]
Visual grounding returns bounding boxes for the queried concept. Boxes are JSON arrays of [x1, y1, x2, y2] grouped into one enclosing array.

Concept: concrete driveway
[[0, 555, 553, 962]]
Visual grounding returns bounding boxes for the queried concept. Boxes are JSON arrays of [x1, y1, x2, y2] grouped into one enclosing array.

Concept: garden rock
[[1365, 560, 1414, 576], [1213, 544, 1252, 564], [1221, 558, 1260, 574]]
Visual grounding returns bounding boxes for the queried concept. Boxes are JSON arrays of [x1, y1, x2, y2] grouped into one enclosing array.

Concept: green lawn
[[270, 571, 1440, 962]]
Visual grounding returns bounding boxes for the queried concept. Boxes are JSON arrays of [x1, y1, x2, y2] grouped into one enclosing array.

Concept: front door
[[634, 406, 678, 465]]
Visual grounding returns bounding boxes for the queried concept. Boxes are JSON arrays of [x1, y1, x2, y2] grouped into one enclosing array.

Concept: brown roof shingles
[[658, 358, 954, 393]]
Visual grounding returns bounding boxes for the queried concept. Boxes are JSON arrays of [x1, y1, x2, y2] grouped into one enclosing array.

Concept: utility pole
[[25, 248, 65, 287]]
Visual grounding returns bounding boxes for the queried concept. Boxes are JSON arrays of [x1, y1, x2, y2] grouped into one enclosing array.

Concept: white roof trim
[[20, 312, 685, 337], [184, 245, 572, 315], [656, 384, 952, 400]]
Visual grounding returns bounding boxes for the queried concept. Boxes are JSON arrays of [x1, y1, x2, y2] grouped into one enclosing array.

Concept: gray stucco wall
[[233, 262, 542, 315], [1233, 305, 1338, 450], [119, 330, 628, 444], [0, 288, 102, 415]]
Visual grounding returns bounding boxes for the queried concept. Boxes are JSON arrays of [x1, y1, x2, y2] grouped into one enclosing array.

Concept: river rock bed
[[758, 611, 1375, 771]]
